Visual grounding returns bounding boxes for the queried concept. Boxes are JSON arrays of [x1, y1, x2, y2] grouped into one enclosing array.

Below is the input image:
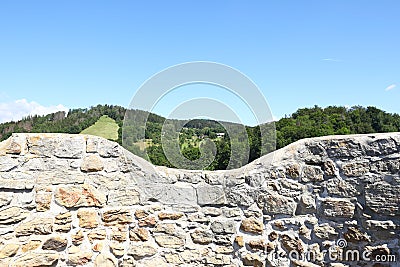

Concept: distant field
[[81, 115, 119, 140]]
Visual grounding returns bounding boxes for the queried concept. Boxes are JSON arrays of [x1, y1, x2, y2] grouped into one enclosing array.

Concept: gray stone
[[211, 220, 236, 234], [258, 192, 297, 215], [366, 182, 400, 216], [142, 183, 197, 206], [197, 184, 226, 205]]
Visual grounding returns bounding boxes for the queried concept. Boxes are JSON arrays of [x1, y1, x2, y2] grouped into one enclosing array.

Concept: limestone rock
[[128, 244, 157, 259], [15, 217, 53, 236], [87, 229, 107, 242], [54, 212, 72, 232], [77, 208, 99, 228], [154, 234, 185, 248], [314, 223, 338, 239], [107, 188, 140, 206], [240, 218, 263, 234], [191, 229, 213, 244], [129, 227, 149, 241], [0, 192, 12, 207], [71, 230, 84, 245], [0, 156, 19, 172], [42, 236, 68, 251], [343, 227, 370, 243], [234, 236, 244, 247], [197, 184, 226, 205], [21, 240, 41, 253], [320, 198, 355, 218], [158, 212, 184, 220], [67, 246, 93, 266], [211, 220, 236, 234], [301, 165, 324, 182], [102, 208, 132, 226], [341, 161, 369, 177], [35, 192, 52, 211], [11, 252, 59, 267], [55, 184, 106, 208], [242, 253, 263, 266], [81, 154, 104, 172], [258, 192, 297, 215], [365, 182, 400, 216], [110, 242, 125, 257], [94, 252, 117, 267], [0, 244, 19, 259], [0, 206, 29, 224]]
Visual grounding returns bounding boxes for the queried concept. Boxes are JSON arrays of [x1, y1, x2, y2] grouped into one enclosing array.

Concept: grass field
[[80, 115, 119, 140]]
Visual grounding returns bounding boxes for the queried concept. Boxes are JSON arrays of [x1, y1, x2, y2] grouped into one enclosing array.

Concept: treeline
[[1, 104, 399, 170], [0, 104, 126, 141]]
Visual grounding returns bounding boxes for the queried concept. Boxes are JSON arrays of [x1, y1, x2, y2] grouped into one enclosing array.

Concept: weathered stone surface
[[286, 163, 300, 178], [54, 212, 72, 232], [94, 252, 117, 267], [37, 171, 86, 185], [0, 132, 399, 266], [342, 161, 369, 177], [42, 235, 67, 251], [0, 192, 12, 207], [67, 246, 93, 266], [107, 188, 140, 206], [15, 217, 53, 236], [129, 227, 149, 241], [154, 234, 185, 248], [71, 230, 84, 245], [21, 240, 42, 253], [211, 219, 236, 234], [323, 178, 359, 197], [0, 244, 19, 259], [234, 235, 244, 247], [242, 253, 263, 266], [81, 154, 104, 172], [191, 229, 213, 244], [323, 159, 337, 176], [142, 183, 197, 205], [158, 211, 184, 220], [297, 194, 316, 214], [11, 252, 59, 267], [365, 182, 400, 216], [197, 184, 226, 205], [77, 208, 99, 228], [55, 184, 106, 207], [102, 209, 132, 226], [35, 192, 52, 211], [314, 223, 338, 239], [240, 218, 263, 234], [258, 192, 297, 215], [0, 177, 35, 190], [0, 156, 19, 172], [111, 227, 127, 242], [87, 229, 106, 242], [320, 198, 355, 218], [301, 165, 324, 182], [110, 242, 125, 257], [0, 206, 29, 224], [128, 244, 157, 259], [344, 227, 370, 243]]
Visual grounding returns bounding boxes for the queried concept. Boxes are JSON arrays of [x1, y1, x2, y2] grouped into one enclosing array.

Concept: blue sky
[[0, 1, 399, 125]]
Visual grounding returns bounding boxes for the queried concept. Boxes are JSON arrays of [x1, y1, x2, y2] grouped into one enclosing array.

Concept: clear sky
[[0, 1, 399, 125]]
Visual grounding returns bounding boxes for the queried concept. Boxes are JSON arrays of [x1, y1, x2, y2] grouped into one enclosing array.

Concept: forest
[[1, 104, 399, 170]]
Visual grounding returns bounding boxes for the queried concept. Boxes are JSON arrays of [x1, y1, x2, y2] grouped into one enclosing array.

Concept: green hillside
[[80, 115, 119, 140], [1, 104, 400, 170]]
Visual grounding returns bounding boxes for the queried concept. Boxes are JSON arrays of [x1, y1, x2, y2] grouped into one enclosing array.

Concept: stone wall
[[0, 133, 399, 267]]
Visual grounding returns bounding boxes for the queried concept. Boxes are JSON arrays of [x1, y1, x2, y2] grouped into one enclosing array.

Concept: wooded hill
[[1, 104, 399, 170]]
